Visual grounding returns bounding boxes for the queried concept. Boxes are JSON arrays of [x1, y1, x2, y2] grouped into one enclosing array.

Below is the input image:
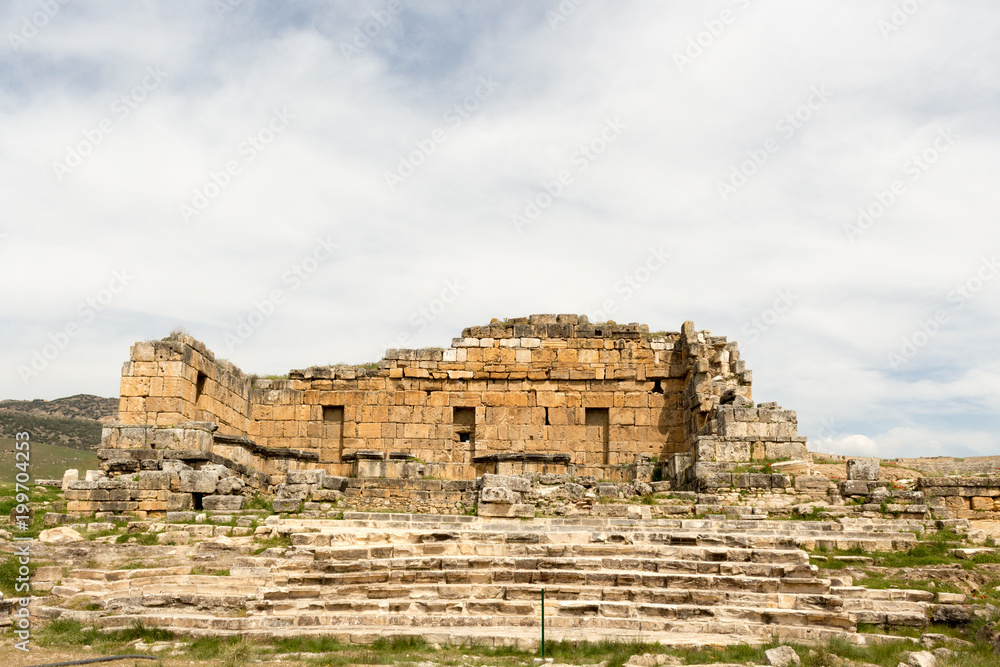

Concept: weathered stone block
[[841, 480, 871, 496], [178, 470, 218, 494], [481, 473, 531, 493], [272, 498, 301, 512], [477, 502, 534, 518], [61, 469, 79, 491], [167, 492, 193, 511], [322, 475, 349, 491], [480, 487, 520, 504], [287, 470, 325, 485], [846, 457, 880, 481], [202, 495, 245, 511]]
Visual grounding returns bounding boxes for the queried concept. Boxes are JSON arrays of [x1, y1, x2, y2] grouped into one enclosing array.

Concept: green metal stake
[[541, 588, 545, 659]]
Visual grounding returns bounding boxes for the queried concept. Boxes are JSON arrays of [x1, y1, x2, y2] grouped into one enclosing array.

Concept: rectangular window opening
[[453, 407, 476, 462], [195, 372, 208, 402]]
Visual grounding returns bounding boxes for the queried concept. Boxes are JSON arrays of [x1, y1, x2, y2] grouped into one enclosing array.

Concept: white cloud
[[1, 1, 998, 457]]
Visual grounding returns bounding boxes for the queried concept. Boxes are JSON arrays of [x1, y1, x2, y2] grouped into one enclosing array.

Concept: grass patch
[[38, 618, 174, 650], [190, 566, 230, 576], [251, 533, 292, 555], [0, 554, 36, 596], [246, 493, 273, 513]]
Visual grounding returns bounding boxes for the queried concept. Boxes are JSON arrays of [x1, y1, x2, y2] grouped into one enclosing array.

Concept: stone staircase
[[37, 513, 936, 648]]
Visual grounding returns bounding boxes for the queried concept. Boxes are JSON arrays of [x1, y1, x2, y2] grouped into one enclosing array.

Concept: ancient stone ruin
[[8, 315, 1000, 657]]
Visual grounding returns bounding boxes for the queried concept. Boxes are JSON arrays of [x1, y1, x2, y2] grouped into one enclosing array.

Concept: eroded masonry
[[101, 314, 805, 482]]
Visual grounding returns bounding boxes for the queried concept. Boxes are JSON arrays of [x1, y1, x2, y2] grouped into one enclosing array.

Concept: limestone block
[[765, 645, 801, 667], [322, 475, 349, 491], [61, 469, 79, 490], [167, 493, 193, 511], [480, 487, 520, 504], [795, 476, 830, 491], [273, 499, 301, 512], [138, 471, 172, 490], [477, 502, 534, 518], [481, 473, 531, 493], [178, 470, 218, 494], [764, 441, 808, 460], [202, 495, 245, 511], [156, 530, 190, 545], [847, 457, 880, 481], [971, 497, 993, 511], [39, 527, 84, 544], [841, 480, 871, 496], [85, 470, 106, 482]]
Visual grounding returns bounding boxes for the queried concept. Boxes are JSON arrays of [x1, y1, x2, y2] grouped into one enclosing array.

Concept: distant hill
[[0, 394, 118, 421], [0, 394, 118, 451]]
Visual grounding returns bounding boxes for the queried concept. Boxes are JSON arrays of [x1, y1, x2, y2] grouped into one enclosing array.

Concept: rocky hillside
[[0, 394, 117, 450]]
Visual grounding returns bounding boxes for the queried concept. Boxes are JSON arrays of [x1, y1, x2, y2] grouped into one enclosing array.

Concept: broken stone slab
[[847, 457, 880, 481], [948, 548, 994, 560], [272, 499, 301, 513], [481, 473, 531, 493], [931, 605, 971, 624], [765, 645, 800, 667], [480, 487, 521, 504], [322, 475, 349, 491], [287, 469, 325, 485], [477, 502, 534, 518], [61, 469, 79, 490], [38, 527, 84, 544], [202, 495, 245, 511], [841, 480, 871, 496], [904, 651, 937, 667], [178, 469, 218, 494]]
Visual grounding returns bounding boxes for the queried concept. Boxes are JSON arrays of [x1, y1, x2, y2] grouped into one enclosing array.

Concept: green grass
[[811, 528, 983, 570], [0, 554, 36, 596], [38, 618, 174, 650], [246, 492, 273, 513], [251, 533, 292, 555], [0, 436, 100, 482]]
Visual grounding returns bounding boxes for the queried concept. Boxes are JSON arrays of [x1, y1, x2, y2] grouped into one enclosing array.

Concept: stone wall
[[108, 315, 783, 479], [918, 477, 1000, 519]]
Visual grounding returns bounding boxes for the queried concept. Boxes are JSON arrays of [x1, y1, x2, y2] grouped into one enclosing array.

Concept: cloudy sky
[[2, 1, 998, 459]]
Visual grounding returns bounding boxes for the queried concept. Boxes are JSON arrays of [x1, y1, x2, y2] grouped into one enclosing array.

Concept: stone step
[[285, 542, 812, 566], [252, 584, 843, 610], [264, 568, 832, 594], [832, 586, 935, 603], [95, 607, 854, 634], [276, 526, 918, 552]]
